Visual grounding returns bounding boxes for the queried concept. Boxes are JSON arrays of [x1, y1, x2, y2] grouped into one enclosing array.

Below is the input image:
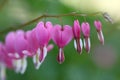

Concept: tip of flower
[[74, 39, 83, 54], [97, 31, 104, 45], [102, 12, 114, 24], [83, 37, 91, 53], [34, 62, 41, 70], [101, 42, 104, 45], [20, 57, 27, 74], [47, 44, 54, 52], [33, 54, 41, 70], [57, 48, 65, 64], [13, 59, 22, 73]]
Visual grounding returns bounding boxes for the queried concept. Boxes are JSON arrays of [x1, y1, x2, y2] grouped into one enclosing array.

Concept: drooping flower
[[81, 22, 91, 53], [94, 20, 104, 45], [21, 28, 54, 70], [25, 30, 54, 56], [5, 30, 28, 74], [0, 42, 13, 68], [22, 30, 39, 57], [31, 21, 53, 69], [51, 24, 73, 64], [0, 42, 13, 80], [72, 20, 83, 54]]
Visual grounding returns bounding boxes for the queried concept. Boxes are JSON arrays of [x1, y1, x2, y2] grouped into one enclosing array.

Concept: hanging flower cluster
[[0, 20, 104, 78]]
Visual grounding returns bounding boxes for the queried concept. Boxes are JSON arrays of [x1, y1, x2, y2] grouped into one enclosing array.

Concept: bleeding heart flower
[[81, 22, 91, 53], [51, 24, 73, 64], [0, 42, 13, 68], [94, 20, 104, 45], [0, 42, 13, 80], [32, 21, 53, 69], [5, 30, 28, 59], [5, 32, 17, 59], [23, 30, 39, 57], [72, 20, 83, 54], [5, 30, 28, 74]]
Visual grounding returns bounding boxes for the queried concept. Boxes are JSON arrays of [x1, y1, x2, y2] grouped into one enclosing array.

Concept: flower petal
[[39, 46, 47, 62], [45, 21, 53, 40], [57, 48, 65, 64], [25, 30, 38, 56], [74, 38, 83, 54], [74, 39, 77, 50], [20, 56, 27, 74], [13, 59, 22, 73], [52, 25, 73, 48], [33, 48, 41, 70], [81, 22, 90, 37], [73, 20, 81, 38], [94, 20, 102, 31], [14, 31, 28, 57], [97, 31, 104, 45], [60, 25, 73, 47], [34, 22, 50, 47], [5, 32, 16, 53], [51, 25, 61, 46], [47, 44, 54, 52], [83, 37, 91, 53], [0, 63, 6, 80]]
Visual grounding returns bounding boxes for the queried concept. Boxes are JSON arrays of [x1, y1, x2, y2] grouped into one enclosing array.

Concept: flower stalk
[[0, 11, 106, 34]]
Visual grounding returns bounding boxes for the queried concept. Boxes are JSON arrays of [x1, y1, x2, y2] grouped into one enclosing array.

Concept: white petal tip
[[20, 58, 27, 74], [14, 59, 22, 73], [97, 31, 104, 45], [35, 62, 41, 70], [84, 38, 91, 53], [74, 40, 77, 50]]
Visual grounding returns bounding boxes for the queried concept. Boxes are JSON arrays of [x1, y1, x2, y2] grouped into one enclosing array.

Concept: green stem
[[0, 12, 102, 34]]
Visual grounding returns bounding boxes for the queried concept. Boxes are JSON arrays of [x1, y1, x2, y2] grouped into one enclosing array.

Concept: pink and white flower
[[0, 42, 13, 80], [51, 24, 73, 64], [72, 20, 83, 54], [94, 20, 104, 45], [81, 22, 91, 53], [32, 21, 53, 69], [5, 30, 28, 74]]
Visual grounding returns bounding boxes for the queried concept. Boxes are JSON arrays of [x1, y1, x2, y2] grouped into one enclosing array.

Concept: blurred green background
[[0, 0, 120, 80]]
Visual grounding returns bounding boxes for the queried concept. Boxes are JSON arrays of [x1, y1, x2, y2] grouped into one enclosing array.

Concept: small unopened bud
[[94, 20, 104, 45], [73, 20, 83, 54], [102, 12, 113, 24], [81, 22, 91, 53]]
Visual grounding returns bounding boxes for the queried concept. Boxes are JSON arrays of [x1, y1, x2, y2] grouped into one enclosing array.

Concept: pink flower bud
[[73, 20, 83, 54], [94, 20, 104, 45], [73, 20, 81, 38], [94, 20, 102, 31], [81, 22, 90, 38], [81, 22, 91, 53]]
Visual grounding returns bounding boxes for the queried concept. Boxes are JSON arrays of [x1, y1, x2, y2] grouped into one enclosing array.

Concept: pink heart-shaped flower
[[51, 24, 73, 48]]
